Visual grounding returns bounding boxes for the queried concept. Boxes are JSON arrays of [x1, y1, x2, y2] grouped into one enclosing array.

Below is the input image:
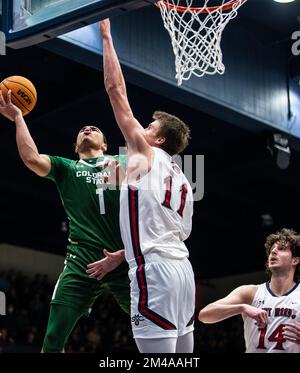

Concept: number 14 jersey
[[120, 147, 194, 263], [244, 282, 300, 353]]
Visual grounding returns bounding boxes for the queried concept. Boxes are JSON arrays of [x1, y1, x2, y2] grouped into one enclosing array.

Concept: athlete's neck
[[78, 150, 104, 159], [269, 274, 296, 296]]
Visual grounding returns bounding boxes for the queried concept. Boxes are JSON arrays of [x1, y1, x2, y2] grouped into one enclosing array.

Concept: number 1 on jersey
[[162, 176, 187, 216], [162, 176, 172, 209], [96, 188, 106, 215]]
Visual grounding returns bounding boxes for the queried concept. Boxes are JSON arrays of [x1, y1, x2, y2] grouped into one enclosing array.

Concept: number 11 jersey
[[120, 147, 194, 264]]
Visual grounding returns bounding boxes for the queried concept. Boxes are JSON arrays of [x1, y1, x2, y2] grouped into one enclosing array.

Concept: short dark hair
[[153, 111, 191, 156], [265, 228, 300, 281]]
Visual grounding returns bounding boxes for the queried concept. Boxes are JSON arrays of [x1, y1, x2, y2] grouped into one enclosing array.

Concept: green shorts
[[51, 243, 130, 315]]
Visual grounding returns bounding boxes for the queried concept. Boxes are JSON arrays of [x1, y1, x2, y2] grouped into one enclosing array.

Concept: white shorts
[[128, 253, 195, 339]]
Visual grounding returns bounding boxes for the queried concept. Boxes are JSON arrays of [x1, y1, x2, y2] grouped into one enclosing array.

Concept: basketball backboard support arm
[[1, 0, 156, 49]]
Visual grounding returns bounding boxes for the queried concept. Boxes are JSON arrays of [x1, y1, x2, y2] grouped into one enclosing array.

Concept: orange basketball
[[0, 76, 37, 116]]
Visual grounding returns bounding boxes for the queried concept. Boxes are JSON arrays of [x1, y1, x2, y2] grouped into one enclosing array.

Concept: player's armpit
[[26, 154, 51, 177]]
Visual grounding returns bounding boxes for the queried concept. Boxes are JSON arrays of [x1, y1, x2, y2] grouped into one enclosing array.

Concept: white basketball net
[[157, 0, 247, 85]]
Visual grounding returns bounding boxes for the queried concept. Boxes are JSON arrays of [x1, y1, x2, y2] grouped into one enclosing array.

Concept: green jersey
[[44, 155, 126, 251]]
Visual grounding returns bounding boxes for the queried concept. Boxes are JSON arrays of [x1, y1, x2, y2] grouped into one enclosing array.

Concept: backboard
[[1, 0, 156, 48]]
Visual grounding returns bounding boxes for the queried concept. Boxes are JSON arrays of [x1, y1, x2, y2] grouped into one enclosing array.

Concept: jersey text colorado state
[[76, 170, 109, 185]]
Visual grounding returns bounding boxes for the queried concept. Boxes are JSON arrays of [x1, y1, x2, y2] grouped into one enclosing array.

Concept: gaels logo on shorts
[[17, 89, 32, 105], [131, 314, 145, 326]]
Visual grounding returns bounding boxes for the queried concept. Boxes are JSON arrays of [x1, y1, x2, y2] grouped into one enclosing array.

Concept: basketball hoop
[[156, 0, 247, 85]]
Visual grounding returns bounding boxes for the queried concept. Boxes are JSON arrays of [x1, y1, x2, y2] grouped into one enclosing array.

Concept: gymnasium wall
[[0, 243, 64, 283]]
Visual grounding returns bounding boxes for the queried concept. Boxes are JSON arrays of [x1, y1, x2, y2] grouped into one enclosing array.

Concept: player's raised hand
[[99, 19, 111, 39], [0, 90, 22, 121], [243, 305, 268, 328], [283, 323, 300, 344], [86, 249, 125, 280]]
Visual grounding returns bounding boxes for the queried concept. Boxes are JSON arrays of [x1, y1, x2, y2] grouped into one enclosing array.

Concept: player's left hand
[[283, 323, 300, 344], [86, 249, 125, 280]]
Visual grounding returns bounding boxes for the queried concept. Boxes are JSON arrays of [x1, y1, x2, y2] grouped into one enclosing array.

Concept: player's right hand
[[86, 249, 125, 280], [0, 90, 22, 122], [99, 19, 111, 39], [243, 304, 268, 328]]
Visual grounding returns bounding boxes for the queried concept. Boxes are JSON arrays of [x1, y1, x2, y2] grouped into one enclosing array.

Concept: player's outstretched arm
[[198, 285, 268, 327], [99, 19, 151, 157], [0, 90, 51, 177]]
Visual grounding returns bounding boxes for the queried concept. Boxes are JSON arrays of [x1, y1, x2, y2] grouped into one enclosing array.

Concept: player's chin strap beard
[[78, 138, 93, 151], [77, 140, 103, 154]]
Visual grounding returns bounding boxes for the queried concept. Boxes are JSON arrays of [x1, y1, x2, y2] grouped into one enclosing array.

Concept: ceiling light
[[261, 214, 274, 227], [273, 0, 295, 3]]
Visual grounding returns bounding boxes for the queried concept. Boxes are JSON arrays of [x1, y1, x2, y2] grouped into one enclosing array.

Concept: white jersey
[[244, 282, 300, 353], [120, 147, 193, 264]]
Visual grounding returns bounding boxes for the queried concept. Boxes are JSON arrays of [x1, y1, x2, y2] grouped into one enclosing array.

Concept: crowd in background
[[0, 270, 245, 353]]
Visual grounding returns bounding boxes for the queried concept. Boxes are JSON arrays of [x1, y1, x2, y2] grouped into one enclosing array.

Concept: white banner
[[0, 291, 6, 316]]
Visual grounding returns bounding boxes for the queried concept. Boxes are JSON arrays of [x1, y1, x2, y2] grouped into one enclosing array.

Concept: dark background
[[1, 0, 300, 356]]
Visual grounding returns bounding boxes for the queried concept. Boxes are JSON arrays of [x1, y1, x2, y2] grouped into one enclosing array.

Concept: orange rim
[[155, 0, 246, 13]]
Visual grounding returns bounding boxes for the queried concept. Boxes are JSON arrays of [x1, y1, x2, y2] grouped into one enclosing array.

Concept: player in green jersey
[[0, 89, 130, 352]]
